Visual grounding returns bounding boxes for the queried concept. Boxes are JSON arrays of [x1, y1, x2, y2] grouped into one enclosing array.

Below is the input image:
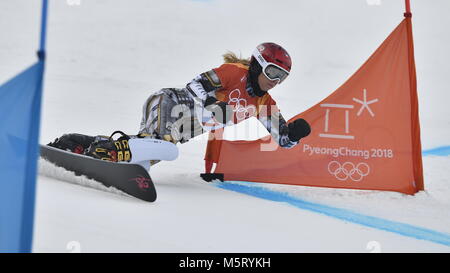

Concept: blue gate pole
[[37, 0, 48, 61], [20, 0, 48, 253]]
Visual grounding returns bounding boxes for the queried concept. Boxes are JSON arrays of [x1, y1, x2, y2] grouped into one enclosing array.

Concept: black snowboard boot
[[48, 133, 96, 154]]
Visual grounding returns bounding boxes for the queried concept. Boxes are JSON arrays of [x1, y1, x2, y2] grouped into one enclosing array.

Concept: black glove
[[204, 96, 233, 124], [288, 118, 311, 142]]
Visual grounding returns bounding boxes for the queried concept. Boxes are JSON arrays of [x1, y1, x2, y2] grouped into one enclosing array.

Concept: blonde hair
[[222, 51, 250, 66]]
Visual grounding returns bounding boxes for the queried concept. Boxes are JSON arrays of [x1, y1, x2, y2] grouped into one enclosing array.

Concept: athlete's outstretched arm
[[257, 105, 311, 149]]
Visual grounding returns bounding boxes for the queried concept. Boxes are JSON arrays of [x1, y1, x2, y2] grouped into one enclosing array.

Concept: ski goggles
[[253, 48, 290, 83]]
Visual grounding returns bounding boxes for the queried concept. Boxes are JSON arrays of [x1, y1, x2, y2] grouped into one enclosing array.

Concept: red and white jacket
[[186, 63, 297, 149]]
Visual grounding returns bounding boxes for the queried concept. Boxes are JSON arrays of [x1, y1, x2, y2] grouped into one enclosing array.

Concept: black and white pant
[[138, 88, 205, 144]]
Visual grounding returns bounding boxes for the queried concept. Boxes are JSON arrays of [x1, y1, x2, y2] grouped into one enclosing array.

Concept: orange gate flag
[[206, 17, 424, 195]]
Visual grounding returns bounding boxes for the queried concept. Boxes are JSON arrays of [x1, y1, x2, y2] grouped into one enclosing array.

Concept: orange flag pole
[[404, 0, 412, 17], [403, 0, 424, 191]]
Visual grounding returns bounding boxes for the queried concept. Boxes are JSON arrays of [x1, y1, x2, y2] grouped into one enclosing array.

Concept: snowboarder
[[48, 42, 311, 167]]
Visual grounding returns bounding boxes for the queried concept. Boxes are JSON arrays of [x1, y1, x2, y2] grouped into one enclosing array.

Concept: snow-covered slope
[[1, 0, 450, 252]]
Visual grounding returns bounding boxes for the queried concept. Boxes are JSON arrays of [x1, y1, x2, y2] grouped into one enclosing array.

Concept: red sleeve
[[257, 93, 279, 119]]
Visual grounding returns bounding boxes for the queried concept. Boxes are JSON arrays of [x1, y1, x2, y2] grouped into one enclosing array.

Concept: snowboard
[[40, 145, 157, 202]]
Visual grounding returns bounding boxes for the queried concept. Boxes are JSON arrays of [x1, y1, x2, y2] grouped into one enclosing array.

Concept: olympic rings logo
[[327, 161, 370, 182], [228, 89, 256, 121]]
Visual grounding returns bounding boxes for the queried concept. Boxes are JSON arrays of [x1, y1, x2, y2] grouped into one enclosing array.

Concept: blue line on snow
[[423, 146, 450, 156], [215, 181, 450, 247]]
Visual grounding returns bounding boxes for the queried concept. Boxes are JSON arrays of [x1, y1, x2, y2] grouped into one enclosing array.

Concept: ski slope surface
[[1, 0, 450, 252]]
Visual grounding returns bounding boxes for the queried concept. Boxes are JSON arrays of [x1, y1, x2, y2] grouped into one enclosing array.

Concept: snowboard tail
[[40, 145, 157, 202]]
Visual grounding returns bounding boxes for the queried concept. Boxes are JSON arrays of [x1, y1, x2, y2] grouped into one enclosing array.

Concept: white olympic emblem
[[327, 161, 370, 182], [228, 89, 256, 121]]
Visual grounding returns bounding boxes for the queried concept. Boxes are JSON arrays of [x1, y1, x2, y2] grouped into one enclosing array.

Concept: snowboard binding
[[85, 131, 132, 162]]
